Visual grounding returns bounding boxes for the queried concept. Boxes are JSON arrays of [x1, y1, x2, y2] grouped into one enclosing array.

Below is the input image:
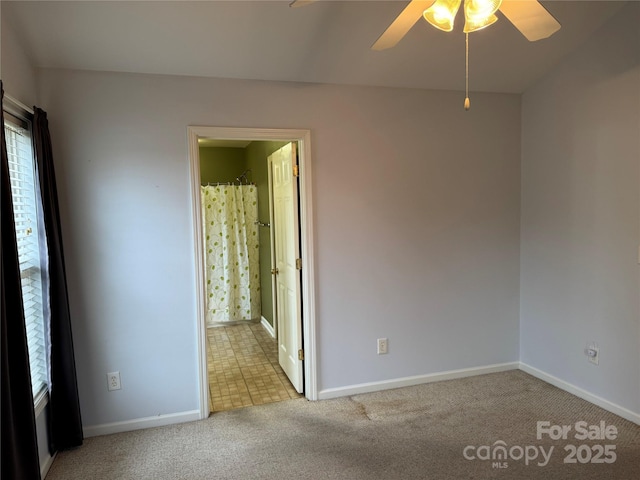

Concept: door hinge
[[293, 164, 299, 177], [298, 349, 304, 361], [295, 258, 302, 270]]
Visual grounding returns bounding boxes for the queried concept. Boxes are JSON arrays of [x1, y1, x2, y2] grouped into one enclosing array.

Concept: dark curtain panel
[[1, 84, 43, 479], [32, 108, 83, 451]]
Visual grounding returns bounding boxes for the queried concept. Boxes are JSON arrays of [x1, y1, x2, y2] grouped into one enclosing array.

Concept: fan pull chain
[[464, 33, 470, 111]]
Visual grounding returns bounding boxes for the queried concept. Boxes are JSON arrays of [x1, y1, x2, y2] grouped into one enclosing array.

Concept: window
[[4, 110, 49, 403]]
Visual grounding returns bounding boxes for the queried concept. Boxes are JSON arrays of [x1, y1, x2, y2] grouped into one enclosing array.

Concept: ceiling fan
[[290, 1, 561, 109], [290, 0, 561, 49]]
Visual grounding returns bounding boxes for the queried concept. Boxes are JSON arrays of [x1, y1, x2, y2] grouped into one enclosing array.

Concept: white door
[[270, 142, 303, 393]]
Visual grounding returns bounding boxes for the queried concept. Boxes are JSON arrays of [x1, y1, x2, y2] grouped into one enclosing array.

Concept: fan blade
[[372, 0, 435, 51], [289, 0, 316, 7], [499, 0, 561, 41]]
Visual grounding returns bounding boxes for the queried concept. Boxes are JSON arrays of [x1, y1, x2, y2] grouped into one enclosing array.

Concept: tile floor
[[207, 323, 302, 413]]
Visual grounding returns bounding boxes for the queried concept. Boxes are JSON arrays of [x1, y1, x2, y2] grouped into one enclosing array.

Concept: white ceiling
[[2, 1, 627, 94]]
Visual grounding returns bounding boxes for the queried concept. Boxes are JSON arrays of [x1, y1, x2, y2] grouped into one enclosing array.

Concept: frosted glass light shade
[[463, 0, 502, 33], [423, 0, 462, 32]]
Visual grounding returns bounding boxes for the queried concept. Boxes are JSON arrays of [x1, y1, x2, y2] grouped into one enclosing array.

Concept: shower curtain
[[201, 184, 261, 325]]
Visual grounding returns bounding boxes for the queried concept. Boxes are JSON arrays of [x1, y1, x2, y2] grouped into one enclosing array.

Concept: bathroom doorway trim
[[187, 126, 317, 419]]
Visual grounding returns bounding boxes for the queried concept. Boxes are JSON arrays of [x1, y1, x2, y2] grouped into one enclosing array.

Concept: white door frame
[[187, 126, 317, 419]]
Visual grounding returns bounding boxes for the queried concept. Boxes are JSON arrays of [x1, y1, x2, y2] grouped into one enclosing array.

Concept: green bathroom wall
[[199, 147, 247, 184], [245, 141, 288, 329]]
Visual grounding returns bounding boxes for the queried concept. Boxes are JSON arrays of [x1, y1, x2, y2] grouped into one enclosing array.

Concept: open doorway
[[188, 127, 317, 420], [201, 141, 299, 412]]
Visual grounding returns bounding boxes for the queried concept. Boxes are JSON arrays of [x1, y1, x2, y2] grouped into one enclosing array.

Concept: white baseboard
[[318, 362, 520, 400], [519, 363, 640, 426], [81, 363, 639, 439], [41, 451, 55, 478], [83, 410, 200, 438], [261, 316, 275, 338]]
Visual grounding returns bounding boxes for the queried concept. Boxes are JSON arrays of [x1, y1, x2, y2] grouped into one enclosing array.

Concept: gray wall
[[1, 7, 37, 105], [520, 2, 640, 414], [34, 69, 521, 428]]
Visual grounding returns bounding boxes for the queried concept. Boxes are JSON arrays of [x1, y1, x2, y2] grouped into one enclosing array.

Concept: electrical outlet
[[585, 343, 599, 365], [377, 338, 388, 355], [107, 371, 121, 391]]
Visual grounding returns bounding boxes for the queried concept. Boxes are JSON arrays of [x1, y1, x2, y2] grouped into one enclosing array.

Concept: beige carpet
[[46, 371, 639, 479]]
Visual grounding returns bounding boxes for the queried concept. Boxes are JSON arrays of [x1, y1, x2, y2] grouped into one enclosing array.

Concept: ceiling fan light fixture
[[463, 0, 502, 32], [463, 13, 499, 33], [423, 0, 462, 32]]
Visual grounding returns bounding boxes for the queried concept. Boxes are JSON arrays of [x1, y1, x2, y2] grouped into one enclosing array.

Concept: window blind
[[5, 118, 49, 400]]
